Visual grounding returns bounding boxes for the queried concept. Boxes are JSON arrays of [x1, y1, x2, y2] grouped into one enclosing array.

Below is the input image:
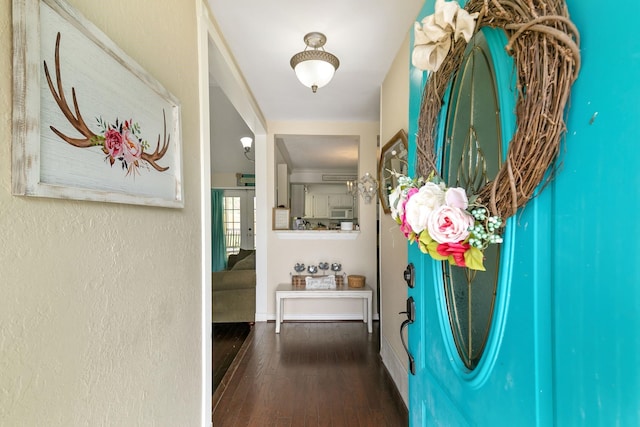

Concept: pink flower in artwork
[[104, 128, 123, 160], [122, 130, 142, 164]]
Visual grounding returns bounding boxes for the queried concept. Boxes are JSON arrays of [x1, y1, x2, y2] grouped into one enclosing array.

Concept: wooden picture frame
[[378, 130, 408, 214], [12, 0, 184, 208], [272, 208, 290, 230]]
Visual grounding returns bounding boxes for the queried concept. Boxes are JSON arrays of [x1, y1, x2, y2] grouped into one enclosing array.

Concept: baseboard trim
[[380, 334, 409, 407]]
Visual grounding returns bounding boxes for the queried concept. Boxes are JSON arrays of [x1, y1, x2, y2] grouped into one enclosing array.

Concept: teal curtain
[[211, 189, 227, 272]]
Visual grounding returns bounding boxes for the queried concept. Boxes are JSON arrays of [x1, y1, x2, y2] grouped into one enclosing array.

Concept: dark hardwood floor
[[213, 323, 252, 390], [213, 321, 408, 427]]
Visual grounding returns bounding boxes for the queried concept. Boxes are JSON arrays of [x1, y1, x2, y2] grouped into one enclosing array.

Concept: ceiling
[[207, 0, 424, 176], [275, 134, 359, 172]]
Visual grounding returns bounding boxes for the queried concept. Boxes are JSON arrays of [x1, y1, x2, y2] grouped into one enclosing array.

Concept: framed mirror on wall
[[378, 129, 408, 214]]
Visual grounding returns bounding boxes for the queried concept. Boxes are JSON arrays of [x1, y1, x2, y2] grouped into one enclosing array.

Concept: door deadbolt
[[404, 263, 415, 288]]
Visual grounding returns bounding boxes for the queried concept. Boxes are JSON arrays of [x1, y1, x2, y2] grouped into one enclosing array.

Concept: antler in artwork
[[141, 113, 170, 172], [43, 32, 170, 172], [43, 32, 98, 148]]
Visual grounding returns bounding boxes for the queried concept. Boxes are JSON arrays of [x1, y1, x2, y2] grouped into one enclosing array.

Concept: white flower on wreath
[[412, 0, 480, 72], [404, 182, 446, 234], [389, 185, 405, 222]]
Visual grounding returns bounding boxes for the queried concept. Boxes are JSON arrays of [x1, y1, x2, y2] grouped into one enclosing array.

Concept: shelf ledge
[[274, 230, 360, 240]]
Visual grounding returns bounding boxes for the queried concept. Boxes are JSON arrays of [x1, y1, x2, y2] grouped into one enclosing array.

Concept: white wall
[[379, 30, 411, 406], [212, 172, 238, 188], [0, 1, 202, 425], [263, 121, 379, 320], [209, 85, 255, 183]]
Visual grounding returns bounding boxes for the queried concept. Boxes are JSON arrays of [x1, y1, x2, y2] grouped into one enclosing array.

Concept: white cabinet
[[329, 194, 353, 208], [304, 193, 314, 218], [302, 193, 355, 218], [302, 184, 355, 219], [313, 194, 329, 218]]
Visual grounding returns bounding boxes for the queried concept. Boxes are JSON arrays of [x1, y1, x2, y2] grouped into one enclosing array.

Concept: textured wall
[[0, 1, 202, 425], [379, 30, 411, 404]]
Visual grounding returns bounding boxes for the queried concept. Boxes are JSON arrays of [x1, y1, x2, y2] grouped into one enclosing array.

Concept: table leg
[[276, 294, 281, 334], [367, 295, 372, 334]]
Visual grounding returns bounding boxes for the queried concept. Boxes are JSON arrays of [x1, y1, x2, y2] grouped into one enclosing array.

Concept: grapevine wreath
[[390, 0, 580, 270]]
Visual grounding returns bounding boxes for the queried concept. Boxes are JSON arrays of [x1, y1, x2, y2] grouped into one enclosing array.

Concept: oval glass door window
[[441, 30, 502, 370]]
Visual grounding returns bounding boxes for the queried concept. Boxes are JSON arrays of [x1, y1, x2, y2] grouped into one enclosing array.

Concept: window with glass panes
[[222, 196, 241, 255]]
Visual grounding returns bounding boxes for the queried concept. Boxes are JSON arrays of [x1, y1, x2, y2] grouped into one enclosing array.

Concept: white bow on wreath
[[412, 0, 480, 72]]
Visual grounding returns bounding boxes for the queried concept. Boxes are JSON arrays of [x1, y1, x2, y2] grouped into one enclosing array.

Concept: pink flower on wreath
[[445, 187, 468, 209], [400, 213, 414, 238], [399, 187, 419, 237], [427, 205, 474, 243], [104, 128, 123, 161], [437, 242, 470, 267]]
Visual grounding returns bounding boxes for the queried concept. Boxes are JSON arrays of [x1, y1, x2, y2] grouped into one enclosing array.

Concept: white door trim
[[197, 1, 268, 424]]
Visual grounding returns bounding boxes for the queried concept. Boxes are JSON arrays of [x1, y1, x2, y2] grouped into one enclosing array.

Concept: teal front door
[[407, 1, 640, 425]]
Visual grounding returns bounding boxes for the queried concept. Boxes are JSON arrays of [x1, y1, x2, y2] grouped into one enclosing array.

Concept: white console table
[[275, 283, 373, 334]]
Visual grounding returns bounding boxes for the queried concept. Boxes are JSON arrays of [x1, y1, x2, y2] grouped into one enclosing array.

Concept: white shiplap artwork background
[[13, 0, 183, 207]]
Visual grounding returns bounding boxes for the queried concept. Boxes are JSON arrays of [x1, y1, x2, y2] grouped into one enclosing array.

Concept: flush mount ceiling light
[[240, 136, 254, 162], [290, 32, 340, 93]]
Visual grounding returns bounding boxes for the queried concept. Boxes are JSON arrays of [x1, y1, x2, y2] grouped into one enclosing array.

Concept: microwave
[[330, 208, 353, 219]]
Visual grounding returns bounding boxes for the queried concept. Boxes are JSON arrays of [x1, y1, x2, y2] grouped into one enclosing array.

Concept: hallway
[[213, 321, 408, 426]]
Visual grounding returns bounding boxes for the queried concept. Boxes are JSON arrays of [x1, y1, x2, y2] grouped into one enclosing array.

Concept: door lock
[[404, 263, 415, 288], [399, 295, 415, 322]]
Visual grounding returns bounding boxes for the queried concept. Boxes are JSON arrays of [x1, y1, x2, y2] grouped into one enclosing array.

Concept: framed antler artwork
[[12, 0, 184, 208]]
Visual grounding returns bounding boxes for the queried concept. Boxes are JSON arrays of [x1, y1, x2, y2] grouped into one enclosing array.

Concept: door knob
[[400, 296, 416, 375]]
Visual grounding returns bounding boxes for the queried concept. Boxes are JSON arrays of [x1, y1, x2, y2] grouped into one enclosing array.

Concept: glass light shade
[[290, 32, 339, 93], [240, 137, 253, 150], [293, 59, 336, 91]]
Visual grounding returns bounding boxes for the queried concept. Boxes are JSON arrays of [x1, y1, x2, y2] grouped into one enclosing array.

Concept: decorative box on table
[[291, 274, 344, 288]]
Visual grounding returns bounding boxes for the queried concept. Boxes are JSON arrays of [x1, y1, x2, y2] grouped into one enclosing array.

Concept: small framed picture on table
[[272, 208, 290, 230]]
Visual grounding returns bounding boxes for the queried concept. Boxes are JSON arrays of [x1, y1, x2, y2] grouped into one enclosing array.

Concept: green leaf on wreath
[[417, 232, 433, 254], [408, 232, 417, 245], [464, 246, 486, 271], [418, 231, 432, 246], [426, 240, 448, 261]]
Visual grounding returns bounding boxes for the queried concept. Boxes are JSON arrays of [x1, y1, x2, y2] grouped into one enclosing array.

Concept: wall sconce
[[240, 137, 254, 162], [346, 180, 357, 196], [290, 32, 340, 93], [356, 172, 378, 204]]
